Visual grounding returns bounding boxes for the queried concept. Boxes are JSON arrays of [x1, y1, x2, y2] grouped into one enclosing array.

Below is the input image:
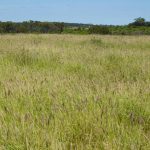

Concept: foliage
[[0, 17, 150, 35], [63, 27, 88, 34], [129, 17, 150, 27], [89, 25, 110, 34], [0, 21, 64, 33]]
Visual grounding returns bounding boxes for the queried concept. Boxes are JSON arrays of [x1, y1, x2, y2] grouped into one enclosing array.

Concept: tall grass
[[0, 34, 149, 149]]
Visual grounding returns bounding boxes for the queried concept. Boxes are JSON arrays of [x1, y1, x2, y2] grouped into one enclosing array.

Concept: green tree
[[134, 17, 145, 23], [129, 17, 146, 27], [89, 26, 110, 34]]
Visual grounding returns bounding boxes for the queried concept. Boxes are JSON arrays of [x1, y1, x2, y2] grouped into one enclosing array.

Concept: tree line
[[0, 18, 150, 35], [0, 21, 64, 33], [88, 17, 150, 35]]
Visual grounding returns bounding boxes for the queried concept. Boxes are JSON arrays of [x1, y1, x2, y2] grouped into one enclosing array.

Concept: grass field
[[0, 34, 149, 149]]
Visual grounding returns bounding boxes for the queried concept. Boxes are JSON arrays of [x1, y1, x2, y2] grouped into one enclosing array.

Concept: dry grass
[[0, 34, 150, 149]]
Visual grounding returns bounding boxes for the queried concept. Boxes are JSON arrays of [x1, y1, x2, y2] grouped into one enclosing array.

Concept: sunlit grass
[[0, 34, 149, 149]]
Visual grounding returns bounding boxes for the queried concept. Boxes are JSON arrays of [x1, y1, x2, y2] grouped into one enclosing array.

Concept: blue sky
[[0, 0, 149, 25]]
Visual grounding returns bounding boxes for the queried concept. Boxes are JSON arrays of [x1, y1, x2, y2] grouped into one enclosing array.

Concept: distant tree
[[134, 17, 145, 23], [0, 20, 150, 35], [0, 21, 65, 34], [129, 17, 146, 26], [89, 25, 110, 34], [54, 22, 64, 33], [3, 22, 15, 33]]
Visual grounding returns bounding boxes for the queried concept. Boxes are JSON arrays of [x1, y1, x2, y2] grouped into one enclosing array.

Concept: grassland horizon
[[0, 34, 149, 149]]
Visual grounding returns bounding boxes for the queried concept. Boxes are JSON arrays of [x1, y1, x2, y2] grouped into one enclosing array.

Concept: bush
[[89, 25, 110, 34]]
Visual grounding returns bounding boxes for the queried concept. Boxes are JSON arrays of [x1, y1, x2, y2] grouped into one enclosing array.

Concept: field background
[[0, 34, 150, 149]]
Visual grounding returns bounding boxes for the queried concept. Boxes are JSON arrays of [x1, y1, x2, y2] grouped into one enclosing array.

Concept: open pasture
[[0, 34, 149, 149]]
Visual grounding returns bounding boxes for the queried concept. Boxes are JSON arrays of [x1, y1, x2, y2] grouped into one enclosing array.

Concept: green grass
[[0, 34, 149, 149]]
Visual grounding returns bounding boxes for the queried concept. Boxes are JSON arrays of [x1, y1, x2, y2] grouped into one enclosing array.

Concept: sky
[[0, 0, 150, 25]]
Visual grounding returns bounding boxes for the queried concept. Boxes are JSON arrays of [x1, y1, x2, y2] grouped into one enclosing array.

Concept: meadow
[[0, 34, 149, 149]]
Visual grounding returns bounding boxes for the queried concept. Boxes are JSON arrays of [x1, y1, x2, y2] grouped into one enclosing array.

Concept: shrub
[[89, 25, 110, 34]]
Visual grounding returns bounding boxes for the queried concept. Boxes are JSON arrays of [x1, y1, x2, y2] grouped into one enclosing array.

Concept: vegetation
[[0, 17, 150, 35], [129, 17, 150, 26], [0, 21, 64, 33], [89, 26, 110, 34], [0, 34, 149, 149]]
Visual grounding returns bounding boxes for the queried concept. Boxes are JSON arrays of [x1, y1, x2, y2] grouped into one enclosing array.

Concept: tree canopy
[[0, 18, 150, 35]]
